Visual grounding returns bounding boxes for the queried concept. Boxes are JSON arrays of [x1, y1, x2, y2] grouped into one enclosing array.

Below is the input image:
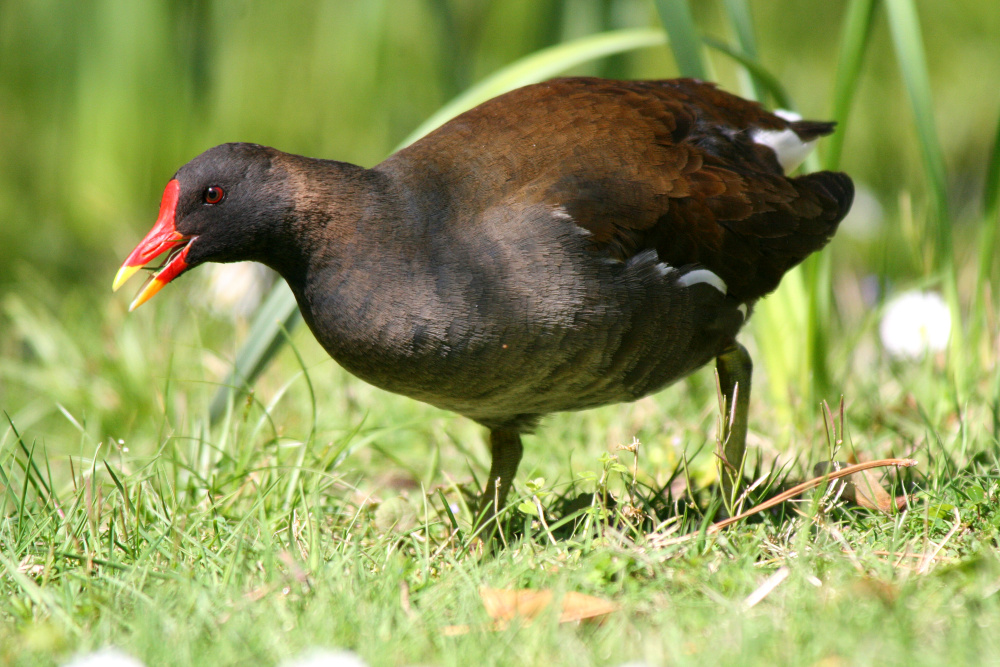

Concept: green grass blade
[[701, 37, 792, 109], [276, 322, 317, 511], [884, 0, 950, 254], [721, 0, 765, 101], [973, 106, 1000, 342], [824, 0, 878, 171], [653, 0, 708, 79], [705, 7, 845, 405], [802, 251, 833, 394], [790, 0, 876, 400], [985, 107, 1000, 220], [103, 459, 133, 517], [0, 457, 21, 517], [5, 411, 55, 511], [656, 0, 709, 79], [208, 282, 302, 424], [209, 28, 668, 424], [885, 0, 961, 389]]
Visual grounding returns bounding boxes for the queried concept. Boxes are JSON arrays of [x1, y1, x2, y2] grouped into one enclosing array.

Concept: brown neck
[[261, 153, 398, 292]]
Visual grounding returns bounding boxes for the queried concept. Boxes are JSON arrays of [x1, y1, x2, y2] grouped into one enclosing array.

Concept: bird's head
[[113, 143, 289, 310]]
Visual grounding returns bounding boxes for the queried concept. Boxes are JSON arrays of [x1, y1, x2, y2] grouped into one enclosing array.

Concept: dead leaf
[[441, 588, 617, 635], [480, 587, 553, 621], [814, 461, 894, 513], [480, 587, 617, 623]]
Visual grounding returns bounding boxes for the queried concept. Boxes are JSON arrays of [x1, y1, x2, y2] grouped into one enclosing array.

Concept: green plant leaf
[[518, 500, 539, 516], [701, 37, 791, 109], [652, 0, 707, 79], [974, 106, 1000, 319], [984, 107, 1000, 220], [885, 0, 962, 389], [884, 0, 950, 252], [800, 0, 879, 399], [208, 282, 302, 424], [823, 0, 878, 171], [721, 0, 764, 101]]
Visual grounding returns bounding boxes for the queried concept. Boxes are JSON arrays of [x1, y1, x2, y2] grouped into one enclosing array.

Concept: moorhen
[[114, 77, 853, 519]]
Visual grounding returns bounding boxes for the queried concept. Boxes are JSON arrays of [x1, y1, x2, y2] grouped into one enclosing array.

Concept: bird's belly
[[302, 246, 745, 430]]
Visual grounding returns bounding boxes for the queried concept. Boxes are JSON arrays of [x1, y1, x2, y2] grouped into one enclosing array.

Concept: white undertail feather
[[751, 110, 815, 173], [677, 269, 727, 295]]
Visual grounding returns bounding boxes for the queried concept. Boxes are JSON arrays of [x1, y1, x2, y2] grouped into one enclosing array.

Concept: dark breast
[[296, 200, 744, 430]]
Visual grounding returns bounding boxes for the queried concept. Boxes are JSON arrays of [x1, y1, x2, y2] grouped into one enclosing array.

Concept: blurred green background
[[3, 0, 998, 282], [4, 6, 1000, 663], [1, 0, 998, 453]]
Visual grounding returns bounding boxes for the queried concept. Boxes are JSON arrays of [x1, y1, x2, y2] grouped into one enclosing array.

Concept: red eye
[[204, 186, 225, 204]]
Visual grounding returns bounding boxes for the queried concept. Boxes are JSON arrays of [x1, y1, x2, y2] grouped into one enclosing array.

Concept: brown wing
[[388, 77, 853, 301], [546, 153, 853, 301]]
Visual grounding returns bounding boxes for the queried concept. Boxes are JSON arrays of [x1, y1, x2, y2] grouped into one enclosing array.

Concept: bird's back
[[382, 77, 853, 302]]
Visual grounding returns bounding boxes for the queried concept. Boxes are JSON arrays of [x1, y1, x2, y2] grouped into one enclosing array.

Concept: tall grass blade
[[885, 0, 961, 387], [0, 458, 21, 517], [277, 323, 318, 511], [103, 459, 133, 516], [801, 0, 876, 398], [652, 0, 708, 79], [5, 411, 56, 512], [707, 2, 851, 409], [985, 108, 1000, 220], [209, 28, 669, 423], [701, 37, 791, 109], [721, 0, 765, 102], [787, 0, 877, 401], [824, 0, 878, 171], [208, 282, 302, 424], [884, 0, 950, 255], [973, 106, 1000, 341]]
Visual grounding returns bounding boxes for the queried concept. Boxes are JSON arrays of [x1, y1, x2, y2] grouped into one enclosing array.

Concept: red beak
[[113, 179, 195, 311]]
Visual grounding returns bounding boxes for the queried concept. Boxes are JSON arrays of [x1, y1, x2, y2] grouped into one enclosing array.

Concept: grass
[[2, 264, 1000, 665], [3, 0, 1000, 665]]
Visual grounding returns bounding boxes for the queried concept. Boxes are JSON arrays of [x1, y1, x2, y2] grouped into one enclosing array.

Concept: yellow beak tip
[[113, 265, 141, 292], [128, 292, 149, 312], [127, 278, 167, 312]]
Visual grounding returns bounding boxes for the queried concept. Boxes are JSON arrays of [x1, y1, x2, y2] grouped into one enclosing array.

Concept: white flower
[[879, 290, 951, 359]]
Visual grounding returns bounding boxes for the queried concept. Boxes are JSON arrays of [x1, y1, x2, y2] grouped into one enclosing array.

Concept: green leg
[[716, 342, 752, 504], [476, 427, 523, 527]]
